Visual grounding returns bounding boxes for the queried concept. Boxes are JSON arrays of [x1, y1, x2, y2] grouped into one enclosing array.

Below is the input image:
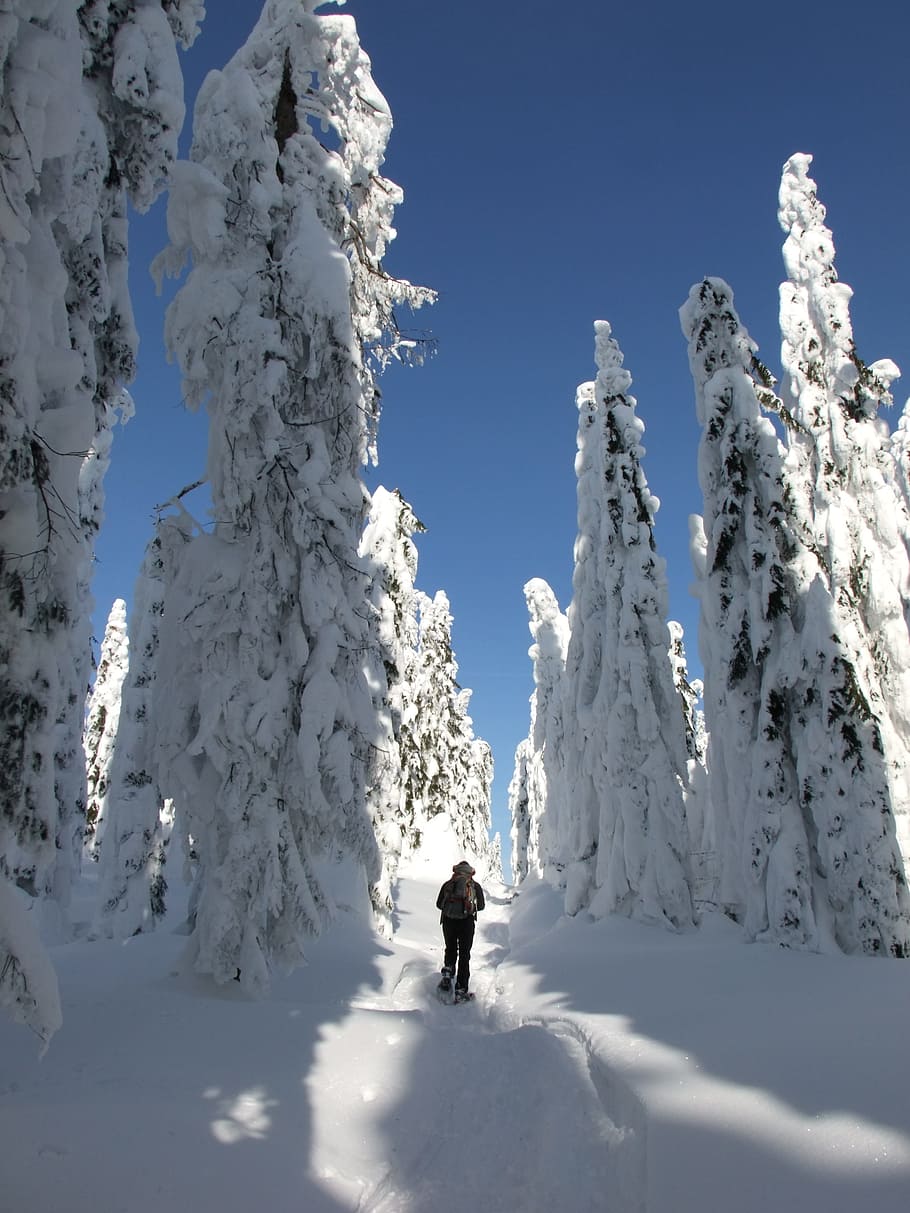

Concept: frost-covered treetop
[[679, 277, 762, 417], [99, 598, 128, 660], [593, 319, 633, 399], [156, 0, 432, 468], [524, 578, 569, 674], [778, 153, 839, 292], [592, 319, 661, 532], [778, 153, 899, 429]]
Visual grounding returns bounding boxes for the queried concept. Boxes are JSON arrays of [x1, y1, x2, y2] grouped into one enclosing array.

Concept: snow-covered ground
[[2, 841, 909, 1213]]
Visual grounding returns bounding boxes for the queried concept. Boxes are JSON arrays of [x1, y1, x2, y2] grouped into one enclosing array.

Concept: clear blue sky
[[93, 0, 910, 870]]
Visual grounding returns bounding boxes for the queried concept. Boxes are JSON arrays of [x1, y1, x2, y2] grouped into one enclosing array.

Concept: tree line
[[510, 156, 910, 960], [0, 0, 494, 1046]]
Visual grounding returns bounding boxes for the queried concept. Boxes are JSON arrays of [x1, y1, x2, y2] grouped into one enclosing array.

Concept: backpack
[[442, 874, 477, 920]]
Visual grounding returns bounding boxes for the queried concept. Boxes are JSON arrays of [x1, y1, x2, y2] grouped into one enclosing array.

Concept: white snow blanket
[[1, 845, 908, 1212]]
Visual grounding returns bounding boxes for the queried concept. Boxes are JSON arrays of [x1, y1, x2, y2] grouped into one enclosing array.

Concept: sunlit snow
[[1, 839, 908, 1212]]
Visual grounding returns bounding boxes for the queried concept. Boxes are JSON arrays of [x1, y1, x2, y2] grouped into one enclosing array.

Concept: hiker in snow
[[437, 860, 485, 1002]]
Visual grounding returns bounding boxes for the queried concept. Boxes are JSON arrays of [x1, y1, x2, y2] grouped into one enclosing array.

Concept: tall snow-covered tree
[[682, 277, 818, 946], [775, 155, 910, 953], [560, 376, 602, 901], [94, 512, 195, 940], [562, 322, 694, 928], [400, 591, 496, 871], [358, 486, 499, 900], [83, 597, 130, 856], [77, 392, 135, 863], [512, 578, 569, 884], [458, 723, 495, 870], [667, 620, 712, 890], [508, 739, 532, 884], [667, 621, 705, 775], [358, 485, 425, 930], [0, 0, 201, 1039], [151, 1, 433, 991], [0, 4, 95, 1027]]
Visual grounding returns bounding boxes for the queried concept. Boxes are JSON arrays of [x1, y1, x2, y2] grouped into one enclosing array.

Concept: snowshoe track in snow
[[315, 876, 645, 1213]]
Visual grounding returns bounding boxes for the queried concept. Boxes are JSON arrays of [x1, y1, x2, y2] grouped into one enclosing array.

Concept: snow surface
[[2, 824, 908, 1213]]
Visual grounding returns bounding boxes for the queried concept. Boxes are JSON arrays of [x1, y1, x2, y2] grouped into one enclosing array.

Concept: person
[[436, 860, 485, 1001]]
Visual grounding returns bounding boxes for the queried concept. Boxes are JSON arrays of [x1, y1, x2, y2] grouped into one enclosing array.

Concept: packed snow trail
[[308, 872, 639, 1213], [2, 854, 909, 1212], [0, 863, 642, 1213]]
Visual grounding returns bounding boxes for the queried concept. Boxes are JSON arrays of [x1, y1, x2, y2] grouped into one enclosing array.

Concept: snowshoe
[[438, 966, 453, 993], [454, 988, 475, 1004]]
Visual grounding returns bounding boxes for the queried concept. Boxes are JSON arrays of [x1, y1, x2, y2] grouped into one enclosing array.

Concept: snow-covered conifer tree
[[779, 158, 910, 749], [83, 598, 129, 856], [95, 514, 194, 940], [560, 378, 601, 903], [667, 622, 705, 773], [0, 3, 96, 1013], [151, 2, 433, 990], [512, 578, 569, 883], [0, 0, 200, 1037], [775, 156, 910, 952], [401, 591, 496, 872], [486, 833, 503, 887], [682, 277, 819, 945], [77, 392, 135, 861], [667, 621, 713, 881], [460, 728, 495, 868], [358, 486, 425, 929], [508, 740, 532, 883], [562, 323, 693, 928]]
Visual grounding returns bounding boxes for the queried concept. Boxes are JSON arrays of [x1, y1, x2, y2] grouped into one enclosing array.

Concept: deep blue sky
[[94, 0, 909, 872]]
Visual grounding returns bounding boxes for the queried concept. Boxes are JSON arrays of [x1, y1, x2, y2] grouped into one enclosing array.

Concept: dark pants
[[442, 916, 475, 990]]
